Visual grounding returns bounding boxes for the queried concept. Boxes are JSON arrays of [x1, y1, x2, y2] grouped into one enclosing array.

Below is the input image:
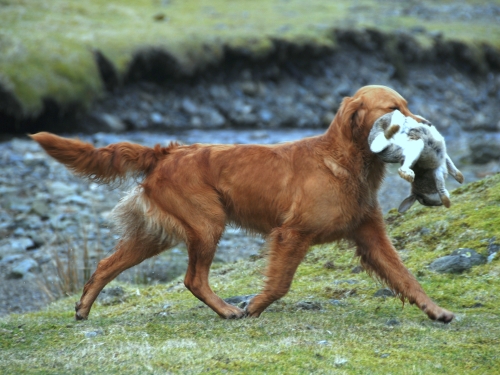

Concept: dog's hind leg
[[75, 237, 165, 320], [246, 228, 312, 317], [183, 223, 246, 319], [353, 212, 454, 323]]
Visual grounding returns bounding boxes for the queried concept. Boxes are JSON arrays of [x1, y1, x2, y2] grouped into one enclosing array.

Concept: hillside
[[1, 173, 499, 374], [1, 0, 500, 130]]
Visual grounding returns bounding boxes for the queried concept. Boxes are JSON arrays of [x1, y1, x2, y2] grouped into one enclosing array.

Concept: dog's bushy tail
[[30, 132, 173, 184]]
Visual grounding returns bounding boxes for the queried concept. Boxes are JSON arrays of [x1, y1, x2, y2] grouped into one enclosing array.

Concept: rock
[[470, 113, 498, 131], [60, 195, 90, 205], [386, 318, 400, 326], [84, 329, 104, 338], [334, 279, 358, 285], [296, 301, 322, 310], [429, 255, 470, 273], [47, 181, 78, 197], [150, 112, 164, 125], [429, 249, 486, 273], [374, 288, 395, 298], [223, 294, 256, 309], [8, 238, 35, 252], [323, 261, 335, 269], [31, 200, 50, 217], [8, 258, 39, 279], [430, 248, 485, 273], [469, 135, 500, 164], [487, 239, 499, 263], [450, 248, 486, 266], [97, 286, 126, 305], [23, 152, 47, 167], [487, 238, 499, 256], [0, 254, 24, 264], [100, 113, 127, 132], [181, 98, 198, 114], [351, 265, 363, 274]]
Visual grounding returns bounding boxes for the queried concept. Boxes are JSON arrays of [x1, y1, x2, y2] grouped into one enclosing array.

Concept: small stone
[[97, 286, 126, 306], [324, 261, 335, 269], [240, 81, 258, 96], [429, 255, 470, 273], [48, 181, 78, 197], [224, 294, 256, 309], [23, 152, 46, 167], [420, 227, 431, 235], [181, 98, 198, 114], [351, 265, 363, 274], [450, 248, 485, 266], [386, 319, 400, 326], [9, 238, 35, 252], [430, 249, 485, 273], [334, 279, 358, 285], [296, 301, 322, 311], [31, 200, 50, 217], [334, 357, 348, 367], [8, 258, 39, 279], [374, 288, 395, 298], [99, 113, 126, 132], [150, 112, 164, 124], [0, 254, 24, 264], [60, 195, 89, 205], [84, 330, 104, 338]]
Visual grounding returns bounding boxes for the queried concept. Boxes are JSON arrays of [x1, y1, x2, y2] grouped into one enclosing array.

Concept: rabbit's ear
[[398, 195, 416, 213]]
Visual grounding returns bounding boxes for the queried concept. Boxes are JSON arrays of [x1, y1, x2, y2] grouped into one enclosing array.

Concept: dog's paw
[[398, 168, 415, 182], [219, 305, 246, 319], [75, 301, 88, 320], [425, 305, 455, 324]]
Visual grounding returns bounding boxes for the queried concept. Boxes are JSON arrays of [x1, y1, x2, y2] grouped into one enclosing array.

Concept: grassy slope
[[1, 174, 499, 374], [1, 0, 500, 116]]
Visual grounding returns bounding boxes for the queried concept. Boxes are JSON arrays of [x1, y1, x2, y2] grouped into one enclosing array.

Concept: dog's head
[[335, 85, 425, 142]]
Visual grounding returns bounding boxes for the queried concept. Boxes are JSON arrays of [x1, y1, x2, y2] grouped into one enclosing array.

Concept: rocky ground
[[1, 46, 500, 317]]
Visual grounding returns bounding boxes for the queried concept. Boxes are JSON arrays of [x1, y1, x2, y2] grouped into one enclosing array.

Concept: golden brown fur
[[30, 85, 454, 323]]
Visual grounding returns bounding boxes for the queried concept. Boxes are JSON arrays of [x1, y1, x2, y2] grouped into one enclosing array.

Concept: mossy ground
[[1, 0, 500, 117], [1, 174, 499, 374]]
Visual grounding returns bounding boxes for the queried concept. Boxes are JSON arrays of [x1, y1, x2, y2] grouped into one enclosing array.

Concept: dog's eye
[[390, 106, 400, 111]]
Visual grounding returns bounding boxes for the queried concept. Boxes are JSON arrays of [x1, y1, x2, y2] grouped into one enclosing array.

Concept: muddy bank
[[1, 28, 500, 137]]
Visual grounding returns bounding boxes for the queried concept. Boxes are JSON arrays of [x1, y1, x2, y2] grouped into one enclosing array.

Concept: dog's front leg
[[246, 228, 312, 317], [353, 212, 454, 323]]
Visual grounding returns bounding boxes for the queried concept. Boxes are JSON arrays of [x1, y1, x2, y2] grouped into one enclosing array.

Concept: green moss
[[1, 0, 500, 117], [1, 175, 499, 373]]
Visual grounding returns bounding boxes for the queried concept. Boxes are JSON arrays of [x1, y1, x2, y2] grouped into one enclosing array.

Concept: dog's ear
[[337, 97, 365, 140]]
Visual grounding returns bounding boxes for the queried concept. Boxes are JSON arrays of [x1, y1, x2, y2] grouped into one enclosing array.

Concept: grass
[[1, 0, 500, 117], [1, 174, 499, 374]]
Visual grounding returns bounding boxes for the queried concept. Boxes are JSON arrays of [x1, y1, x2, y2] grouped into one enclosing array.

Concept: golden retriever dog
[[31, 85, 454, 323]]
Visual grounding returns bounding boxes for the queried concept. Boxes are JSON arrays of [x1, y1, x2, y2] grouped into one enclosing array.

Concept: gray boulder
[[429, 248, 485, 273]]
